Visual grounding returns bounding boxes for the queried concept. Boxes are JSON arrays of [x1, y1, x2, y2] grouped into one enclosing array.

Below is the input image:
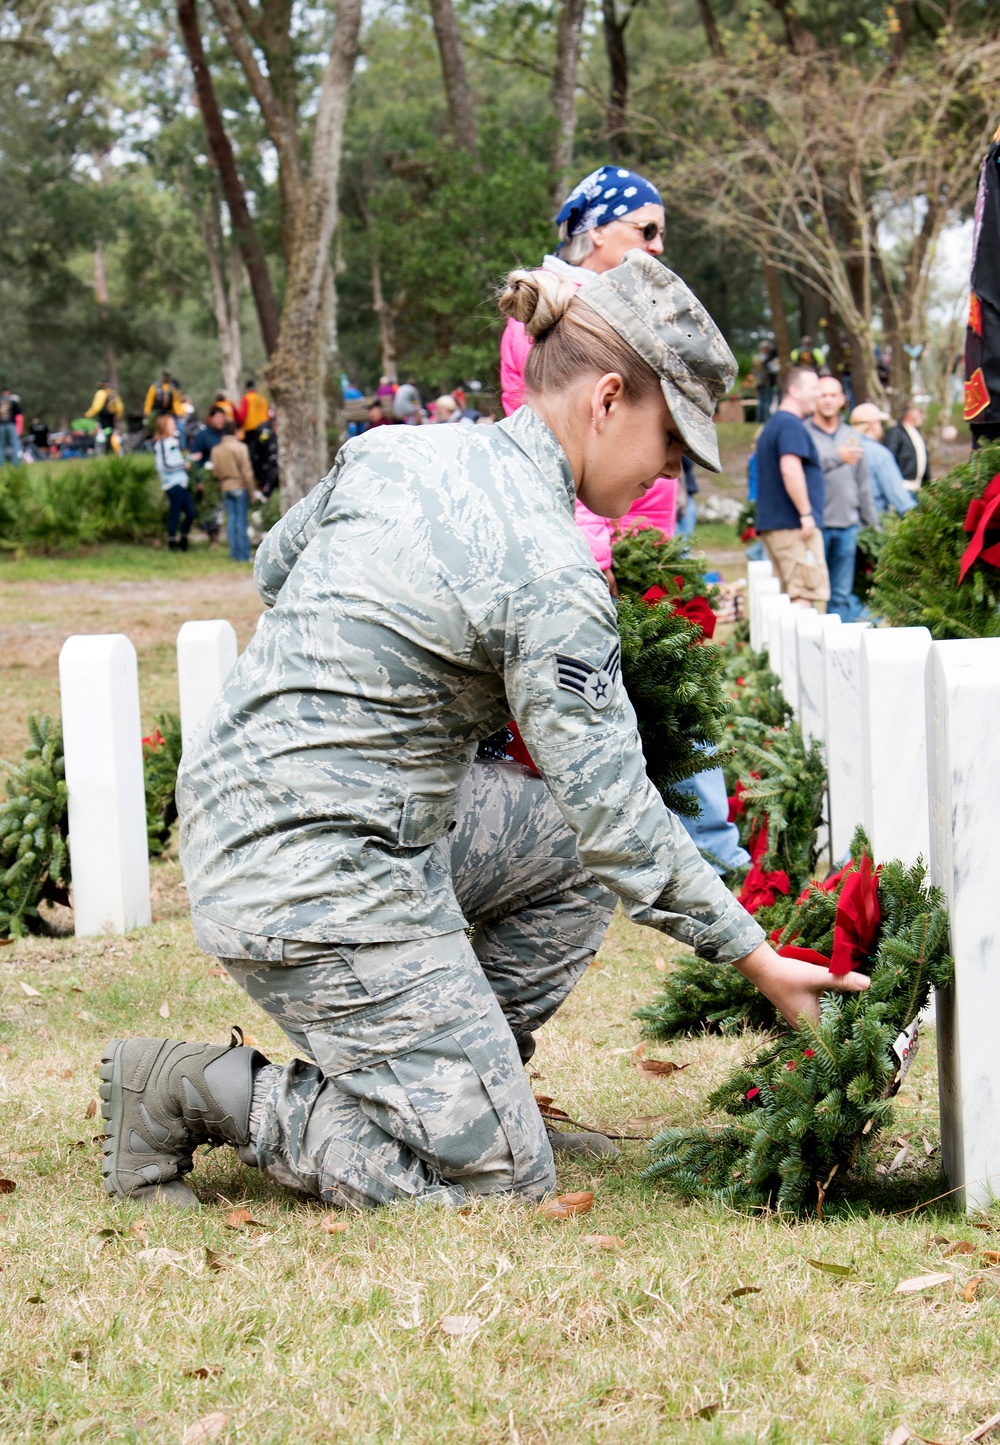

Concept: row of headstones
[[58, 621, 239, 937], [747, 559, 998, 1212]]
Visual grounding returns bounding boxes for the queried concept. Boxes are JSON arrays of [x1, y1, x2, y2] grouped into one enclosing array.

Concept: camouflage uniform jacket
[[177, 406, 763, 964]]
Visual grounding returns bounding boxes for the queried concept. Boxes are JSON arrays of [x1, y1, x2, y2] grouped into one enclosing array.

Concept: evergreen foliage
[[645, 842, 954, 1214], [869, 442, 1000, 637], [617, 595, 732, 817], [0, 456, 164, 554], [611, 528, 721, 607], [721, 635, 792, 730], [0, 716, 70, 938], [143, 715, 183, 856]]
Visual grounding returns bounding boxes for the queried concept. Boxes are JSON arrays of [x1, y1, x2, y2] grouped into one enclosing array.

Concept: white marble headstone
[[761, 592, 791, 677], [859, 626, 931, 868], [822, 622, 869, 863], [177, 619, 239, 750], [59, 634, 151, 936], [779, 608, 804, 716], [796, 611, 839, 747], [750, 575, 780, 653], [927, 639, 1000, 1212]]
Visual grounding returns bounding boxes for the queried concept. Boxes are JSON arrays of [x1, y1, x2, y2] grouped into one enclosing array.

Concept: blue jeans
[[224, 489, 250, 561], [823, 524, 860, 622], [0, 422, 21, 465], [677, 493, 697, 538], [675, 759, 751, 876], [165, 483, 195, 541]]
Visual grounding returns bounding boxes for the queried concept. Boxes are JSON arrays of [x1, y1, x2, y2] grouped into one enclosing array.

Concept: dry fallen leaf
[[182, 1412, 229, 1445], [887, 1428, 913, 1445], [85, 1099, 97, 1119], [184, 1365, 224, 1380], [240, 1032, 259, 1047], [136, 1247, 186, 1266], [887, 1143, 910, 1174], [653, 955, 667, 972], [724, 1284, 762, 1301], [317, 1215, 350, 1234], [964, 1276, 985, 1303], [981, 1250, 1000, 1264], [893, 1272, 953, 1294], [620, 1114, 672, 1135], [581, 1234, 625, 1250], [224, 1208, 262, 1230], [943, 1240, 976, 1257], [158, 1000, 170, 1019], [19, 982, 41, 997], [634, 1058, 689, 1078], [204, 1248, 229, 1273], [538, 1191, 594, 1221], [208, 967, 227, 978], [0, 1179, 16, 1195], [439, 1314, 481, 1338]]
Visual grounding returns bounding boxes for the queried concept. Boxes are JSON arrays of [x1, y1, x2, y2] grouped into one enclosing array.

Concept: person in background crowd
[[744, 427, 765, 562], [806, 375, 878, 622], [85, 380, 124, 445], [144, 370, 185, 431], [883, 400, 932, 491], [189, 405, 228, 466], [236, 380, 271, 488], [499, 166, 744, 880], [376, 375, 397, 408], [675, 455, 698, 537], [849, 403, 917, 518], [152, 414, 195, 553], [431, 395, 472, 425], [751, 341, 776, 422], [755, 367, 830, 610], [342, 375, 365, 438], [28, 418, 50, 459], [392, 378, 422, 422], [0, 385, 23, 465], [364, 401, 392, 430], [791, 335, 826, 370], [211, 420, 254, 563], [213, 390, 237, 424]]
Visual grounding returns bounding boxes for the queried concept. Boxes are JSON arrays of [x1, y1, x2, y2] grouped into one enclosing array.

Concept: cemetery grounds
[[2, 544, 1000, 1445]]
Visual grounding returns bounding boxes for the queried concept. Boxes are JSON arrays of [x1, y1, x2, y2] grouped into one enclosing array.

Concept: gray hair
[[557, 222, 595, 266]]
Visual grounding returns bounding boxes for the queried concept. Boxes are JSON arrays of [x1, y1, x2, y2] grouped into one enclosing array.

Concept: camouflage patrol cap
[[576, 251, 737, 473]]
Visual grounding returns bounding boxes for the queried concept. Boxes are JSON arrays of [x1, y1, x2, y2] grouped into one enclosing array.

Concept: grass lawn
[[2, 551, 998, 1445]]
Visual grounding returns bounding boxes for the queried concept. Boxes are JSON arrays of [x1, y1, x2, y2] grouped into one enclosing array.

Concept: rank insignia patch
[[554, 640, 621, 711]]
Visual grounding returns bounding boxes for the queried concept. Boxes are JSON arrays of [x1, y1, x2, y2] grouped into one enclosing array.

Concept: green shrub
[[0, 456, 164, 553]]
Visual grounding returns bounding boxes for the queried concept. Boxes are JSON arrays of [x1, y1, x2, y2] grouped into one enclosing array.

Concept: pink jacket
[[500, 273, 678, 570]]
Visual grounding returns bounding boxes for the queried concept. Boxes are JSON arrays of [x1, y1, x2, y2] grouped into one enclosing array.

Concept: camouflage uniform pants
[[223, 761, 615, 1211]]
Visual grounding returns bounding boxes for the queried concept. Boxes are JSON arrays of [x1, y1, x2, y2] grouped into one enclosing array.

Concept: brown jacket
[[212, 434, 253, 494]]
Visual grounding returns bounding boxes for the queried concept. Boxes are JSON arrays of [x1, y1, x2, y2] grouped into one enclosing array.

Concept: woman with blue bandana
[[500, 166, 749, 879]]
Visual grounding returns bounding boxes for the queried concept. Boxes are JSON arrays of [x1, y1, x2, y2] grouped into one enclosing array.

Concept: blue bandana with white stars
[[554, 166, 662, 238]]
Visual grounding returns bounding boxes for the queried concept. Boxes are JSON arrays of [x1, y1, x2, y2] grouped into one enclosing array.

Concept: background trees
[[2, 0, 996, 503]]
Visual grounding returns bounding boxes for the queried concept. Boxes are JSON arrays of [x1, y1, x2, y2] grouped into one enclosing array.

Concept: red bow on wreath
[[642, 584, 718, 640], [737, 819, 790, 914], [778, 852, 881, 977], [959, 472, 1000, 584]]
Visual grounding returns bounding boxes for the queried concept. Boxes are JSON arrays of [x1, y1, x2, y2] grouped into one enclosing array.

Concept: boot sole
[[98, 1039, 127, 1196]]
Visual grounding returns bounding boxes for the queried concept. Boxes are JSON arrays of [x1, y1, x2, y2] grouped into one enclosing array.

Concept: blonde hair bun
[[497, 268, 576, 338]]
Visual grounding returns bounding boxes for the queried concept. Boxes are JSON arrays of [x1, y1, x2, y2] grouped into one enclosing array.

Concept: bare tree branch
[[428, 0, 478, 157], [551, 0, 586, 203]]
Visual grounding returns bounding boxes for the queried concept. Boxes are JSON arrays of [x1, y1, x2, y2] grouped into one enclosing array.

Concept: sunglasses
[[618, 220, 665, 242]]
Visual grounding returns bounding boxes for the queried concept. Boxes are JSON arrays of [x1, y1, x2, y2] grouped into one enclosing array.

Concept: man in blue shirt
[[189, 406, 227, 465], [755, 367, 830, 609]]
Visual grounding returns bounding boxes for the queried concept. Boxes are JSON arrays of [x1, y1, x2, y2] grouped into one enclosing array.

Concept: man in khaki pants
[[754, 367, 830, 610]]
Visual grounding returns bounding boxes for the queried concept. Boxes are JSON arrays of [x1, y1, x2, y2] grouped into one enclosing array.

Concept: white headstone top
[[860, 626, 931, 867], [177, 620, 239, 750], [59, 634, 151, 936], [822, 622, 869, 863], [750, 575, 780, 653]]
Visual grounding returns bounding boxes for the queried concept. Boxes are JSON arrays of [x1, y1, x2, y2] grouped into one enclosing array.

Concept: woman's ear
[[590, 373, 626, 430]]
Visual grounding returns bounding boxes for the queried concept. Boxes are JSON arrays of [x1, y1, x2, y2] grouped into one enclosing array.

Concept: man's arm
[[855, 447, 880, 529], [84, 391, 104, 420], [778, 453, 817, 538]]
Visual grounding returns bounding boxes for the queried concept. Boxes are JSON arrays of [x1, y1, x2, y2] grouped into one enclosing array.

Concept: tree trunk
[[264, 0, 362, 509], [371, 255, 400, 384], [550, 0, 586, 204], [176, 0, 280, 356], [226, 242, 243, 397], [761, 246, 791, 368], [695, 0, 725, 59], [92, 243, 118, 389], [198, 196, 242, 398], [602, 0, 630, 162], [428, 0, 478, 156]]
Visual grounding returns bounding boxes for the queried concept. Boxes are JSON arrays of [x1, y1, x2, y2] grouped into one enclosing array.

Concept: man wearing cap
[[98, 253, 868, 1214], [849, 403, 916, 519]]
